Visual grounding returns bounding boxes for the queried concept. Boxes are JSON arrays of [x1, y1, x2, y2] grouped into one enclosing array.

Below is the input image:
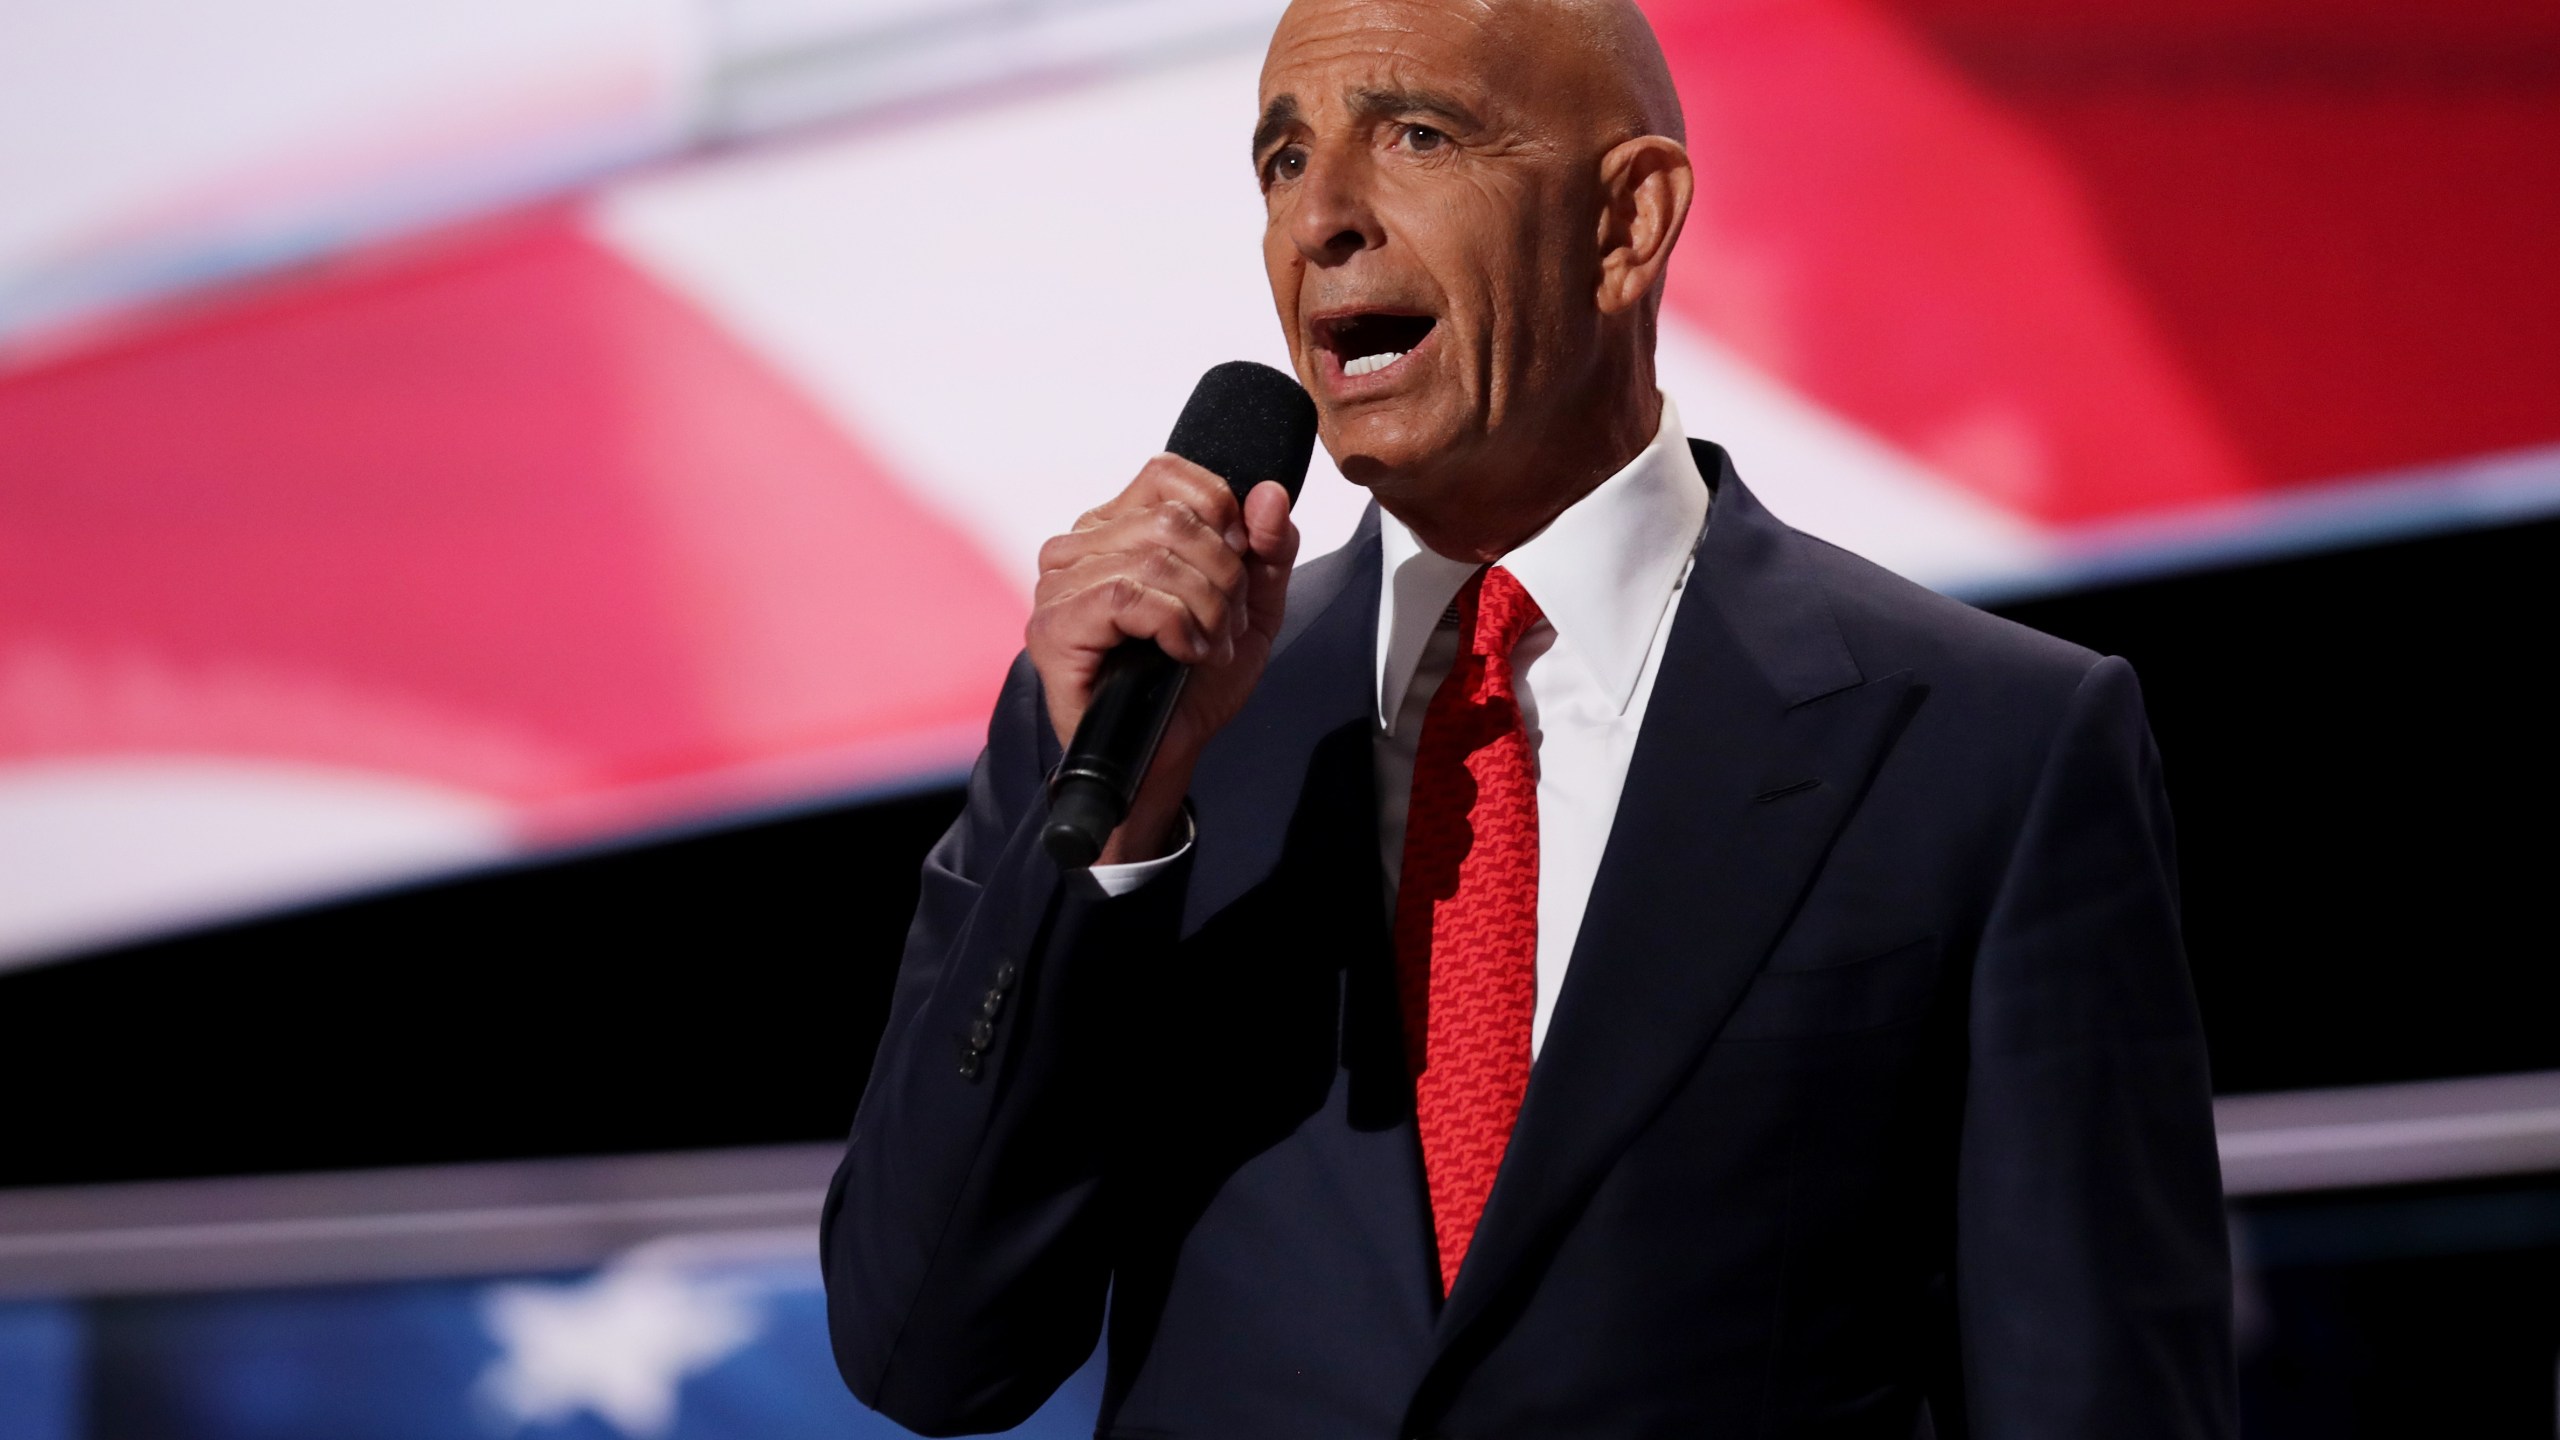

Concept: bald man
[[822, 1, 2234, 1435]]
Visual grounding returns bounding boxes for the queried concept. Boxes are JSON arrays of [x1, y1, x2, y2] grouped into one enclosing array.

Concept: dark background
[[2235, 1172, 2560, 1436], [3, 516, 2555, 1190], [1999, 515, 2560, 1096]]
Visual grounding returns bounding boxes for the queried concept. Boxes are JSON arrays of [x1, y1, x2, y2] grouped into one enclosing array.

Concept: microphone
[[1043, 361, 1319, 869]]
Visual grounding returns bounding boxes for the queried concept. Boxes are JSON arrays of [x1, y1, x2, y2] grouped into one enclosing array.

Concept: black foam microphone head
[[1163, 361, 1320, 504]]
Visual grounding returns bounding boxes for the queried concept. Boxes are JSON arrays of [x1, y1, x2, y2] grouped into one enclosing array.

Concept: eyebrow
[[1252, 95, 1302, 163], [1347, 85, 1484, 134], [1251, 86, 1489, 164]]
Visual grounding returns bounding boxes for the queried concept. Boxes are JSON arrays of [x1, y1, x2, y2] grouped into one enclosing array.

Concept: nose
[[1288, 143, 1382, 267]]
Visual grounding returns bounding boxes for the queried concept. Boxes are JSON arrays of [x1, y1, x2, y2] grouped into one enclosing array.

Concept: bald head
[[1262, 0, 1683, 152], [1253, 0, 1696, 559], [1492, 0, 1686, 145]]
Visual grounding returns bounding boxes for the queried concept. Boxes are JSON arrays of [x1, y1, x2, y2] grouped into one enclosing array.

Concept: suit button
[[968, 1018, 996, 1050], [994, 962, 1020, 988], [979, 989, 1005, 1019]]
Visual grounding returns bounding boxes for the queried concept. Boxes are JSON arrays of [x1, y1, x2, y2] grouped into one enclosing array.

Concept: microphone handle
[[1043, 638, 1190, 868]]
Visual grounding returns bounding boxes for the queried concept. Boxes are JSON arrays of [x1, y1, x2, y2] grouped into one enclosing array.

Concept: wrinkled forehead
[[1259, 0, 1517, 112]]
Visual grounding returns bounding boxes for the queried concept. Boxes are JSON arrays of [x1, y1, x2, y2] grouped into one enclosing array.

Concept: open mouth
[[1319, 312, 1438, 380]]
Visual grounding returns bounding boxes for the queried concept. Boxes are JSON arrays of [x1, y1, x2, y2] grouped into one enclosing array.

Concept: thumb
[[1242, 480, 1299, 642]]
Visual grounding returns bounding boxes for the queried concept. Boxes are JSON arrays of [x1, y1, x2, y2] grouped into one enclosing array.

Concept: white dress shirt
[[1094, 395, 1711, 1059]]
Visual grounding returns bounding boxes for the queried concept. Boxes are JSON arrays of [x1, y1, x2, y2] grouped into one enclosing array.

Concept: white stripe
[[2215, 1070, 2560, 1197], [12, 1079, 2560, 1296], [0, 1191, 819, 1261], [2219, 1106, 2560, 1162], [1650, 316, 2050, 592], [596, 47, 1375, 591]]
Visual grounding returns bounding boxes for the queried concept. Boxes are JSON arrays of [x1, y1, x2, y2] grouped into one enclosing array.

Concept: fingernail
[[1225, 523, 1248, 552]]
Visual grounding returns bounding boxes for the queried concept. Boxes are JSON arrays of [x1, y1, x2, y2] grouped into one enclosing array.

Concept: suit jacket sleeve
[[820, 653, 1186, 1435], [1948, 655, 2236, 1439]]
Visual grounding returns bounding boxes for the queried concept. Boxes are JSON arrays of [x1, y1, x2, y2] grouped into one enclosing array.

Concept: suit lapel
[[1429, 447, 1922, 1358], [1182, 506, 1382, 937]]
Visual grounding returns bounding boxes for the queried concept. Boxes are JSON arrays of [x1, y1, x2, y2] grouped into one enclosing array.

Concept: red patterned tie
[[1394, 564, 1544, 1296]]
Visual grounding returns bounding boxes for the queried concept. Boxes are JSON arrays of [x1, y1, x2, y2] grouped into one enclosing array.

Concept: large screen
[[5, 0, 2556, 966]]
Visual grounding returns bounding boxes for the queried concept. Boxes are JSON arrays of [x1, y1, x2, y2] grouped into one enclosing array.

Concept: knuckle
[[1108, 573, 1151, 611], [1184, 494, 1231, 533], [1208, 543, 1246, 586]]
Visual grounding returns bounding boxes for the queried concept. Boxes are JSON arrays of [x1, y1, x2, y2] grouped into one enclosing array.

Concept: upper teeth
[[1344, 350, 1404, 378]]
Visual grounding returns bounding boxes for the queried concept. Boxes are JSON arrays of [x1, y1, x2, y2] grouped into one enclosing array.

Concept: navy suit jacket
[[822, 444, 2234, 1439]]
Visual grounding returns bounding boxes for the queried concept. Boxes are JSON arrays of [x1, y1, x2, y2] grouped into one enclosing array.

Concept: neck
[[1381, 358, 1660, 565]]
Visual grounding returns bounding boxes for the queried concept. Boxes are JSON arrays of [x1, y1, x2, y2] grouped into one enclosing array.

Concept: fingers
[[1027, 466, 1298, 753], [1032, 455, 1264, 667], [1037, 493, 1246, 601], [1030, 572, 1226, 669], [1058, 453, 1240, 543], [1027, 459, 1299, 721], [1034, 548, 1240, 665]]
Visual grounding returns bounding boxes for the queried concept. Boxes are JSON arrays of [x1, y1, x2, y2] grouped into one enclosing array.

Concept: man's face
[[1256, 0, 1602, 497]]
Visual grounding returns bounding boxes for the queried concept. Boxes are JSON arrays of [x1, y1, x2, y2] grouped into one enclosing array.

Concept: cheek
[[1410, 176, 1544, 337], [1260, 229, 1300, 315], [1495, 212, 1586, 351]]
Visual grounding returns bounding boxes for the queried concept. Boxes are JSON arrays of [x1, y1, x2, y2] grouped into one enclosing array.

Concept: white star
[[475, 1262, 763, 1438]]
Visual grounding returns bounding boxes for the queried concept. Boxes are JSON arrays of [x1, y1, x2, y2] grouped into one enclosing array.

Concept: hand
[[1028, 456, 1299, 864]]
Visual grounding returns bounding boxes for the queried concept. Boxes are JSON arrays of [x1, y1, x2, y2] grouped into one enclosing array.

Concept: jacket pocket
[[1719, 936, 1940, 1041]]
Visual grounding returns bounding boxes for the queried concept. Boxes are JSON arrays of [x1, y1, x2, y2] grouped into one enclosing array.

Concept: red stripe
[[0, 212, 1024, 823]]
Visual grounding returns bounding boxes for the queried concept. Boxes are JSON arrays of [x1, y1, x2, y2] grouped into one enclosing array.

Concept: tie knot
[[1468, 565, 1543, 659]]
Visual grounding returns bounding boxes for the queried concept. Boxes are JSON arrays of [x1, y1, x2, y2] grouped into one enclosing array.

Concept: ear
[[1593, 135, 1694, 317]]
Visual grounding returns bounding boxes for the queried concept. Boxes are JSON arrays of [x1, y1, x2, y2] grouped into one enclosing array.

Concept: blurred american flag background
[[3, 0, 2555, 966]]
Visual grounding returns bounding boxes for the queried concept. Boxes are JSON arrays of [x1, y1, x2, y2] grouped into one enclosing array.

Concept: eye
[[1264, 145, 1308, 185], [1399, 124, 1447, 154]]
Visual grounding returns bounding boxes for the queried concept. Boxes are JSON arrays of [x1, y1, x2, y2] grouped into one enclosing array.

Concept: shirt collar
[[1375, 393, 1711, 731]]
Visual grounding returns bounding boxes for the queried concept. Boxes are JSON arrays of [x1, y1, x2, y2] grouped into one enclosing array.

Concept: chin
[[1319, 406, 1467, 493]]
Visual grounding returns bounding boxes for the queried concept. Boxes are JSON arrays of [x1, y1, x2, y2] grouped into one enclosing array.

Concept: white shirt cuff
[[1084, 808, 1194, 897]]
